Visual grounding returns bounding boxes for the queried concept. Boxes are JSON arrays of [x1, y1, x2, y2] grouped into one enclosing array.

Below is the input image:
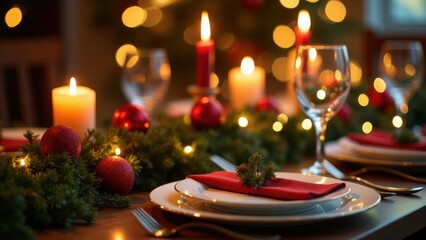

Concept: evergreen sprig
[[236, 152, 275, 188], [393, 128, 419, 144]]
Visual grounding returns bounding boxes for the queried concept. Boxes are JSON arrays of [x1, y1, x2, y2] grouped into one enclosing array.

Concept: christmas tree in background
[[108, 0, 360, 101]]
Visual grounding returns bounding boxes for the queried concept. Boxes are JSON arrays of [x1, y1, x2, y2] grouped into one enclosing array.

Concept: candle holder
[[187, 85, 220, 102]]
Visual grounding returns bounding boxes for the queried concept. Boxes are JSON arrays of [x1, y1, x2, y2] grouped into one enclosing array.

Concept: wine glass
[[378, 41, 424, 130], [120, 48, 171, 115], [293, 45, 351, 175]]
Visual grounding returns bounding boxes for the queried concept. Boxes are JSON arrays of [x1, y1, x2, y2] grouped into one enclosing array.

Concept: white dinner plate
[[0, 128, 46, 152], [338, 137, 426, 162], [174, 172, 351, 215], [149, 180, 380, 226], [0, 127, 46, 139], [326, 141, 426, 171]]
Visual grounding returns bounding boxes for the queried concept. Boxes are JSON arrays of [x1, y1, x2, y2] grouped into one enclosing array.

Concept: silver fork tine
[[138, 208, 163, 230], [132, 208, 161, 235]]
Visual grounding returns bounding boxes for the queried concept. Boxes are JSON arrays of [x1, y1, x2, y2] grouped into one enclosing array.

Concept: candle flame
[[308, 48, 317, 62], [241, 57, 255, 75], [69, 77, 77, 96], [297, 10, 311, 33], [200, 11, 211, 41]]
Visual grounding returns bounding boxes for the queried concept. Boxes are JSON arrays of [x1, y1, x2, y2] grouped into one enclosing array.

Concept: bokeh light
[[122, 6, 147, 28], [115, 147, 121, 156], [279, 0, 299, 9], [358, 94, 369, 107], [350, 61, 363, 87], [277, 113, 289, 124], [301, 118, 312, 130], [238, 117, 249, 128], [115, 44, 137, 67], [183, 25, 198, 45], [272, 57, 289, 82], [392, 116, 403, 128], [362, 122, 373, 134], [210, 73, 219, 88], [5, 6, 22, 28], [272, 121, 284, 132], [317, 89, 326, 100], [325, 0, 347, 23], [143, 7, 163, 27], [373, 77, 386, 93], [273, 25, 295, 49], [183, 145, 193, 154]]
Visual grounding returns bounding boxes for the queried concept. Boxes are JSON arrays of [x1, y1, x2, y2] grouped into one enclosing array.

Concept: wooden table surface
[[36, 160, 426, 240]]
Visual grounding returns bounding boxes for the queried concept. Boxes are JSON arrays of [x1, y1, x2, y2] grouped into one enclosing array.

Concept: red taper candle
[[295, 10, 311, 46], [196, 11, 215, 88]]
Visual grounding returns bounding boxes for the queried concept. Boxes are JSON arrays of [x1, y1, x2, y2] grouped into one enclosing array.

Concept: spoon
[[322, 160, 423, 194]]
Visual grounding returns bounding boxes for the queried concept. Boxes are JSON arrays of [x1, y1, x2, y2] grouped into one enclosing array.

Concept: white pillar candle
[[228, 57, 265, 110], [52, 77, 96, 138]]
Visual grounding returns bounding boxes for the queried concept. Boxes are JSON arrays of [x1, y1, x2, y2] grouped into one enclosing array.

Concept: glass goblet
[[293, 45, 351, 175], [120, 48, 171, 115], [378, 41, 424, 130]]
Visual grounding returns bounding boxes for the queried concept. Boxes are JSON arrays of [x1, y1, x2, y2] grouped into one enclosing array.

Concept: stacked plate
[[326, 137, 426, 170], [149, 172, 380, 226]]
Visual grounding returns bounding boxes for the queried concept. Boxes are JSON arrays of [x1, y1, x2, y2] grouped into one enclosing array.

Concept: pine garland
[[2, 86, 426, 239]]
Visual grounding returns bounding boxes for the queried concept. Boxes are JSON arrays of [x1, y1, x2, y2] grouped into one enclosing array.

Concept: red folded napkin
[[347, 130, 426, 151], [0, 138, 28, 152], [187, 171, 346, 200]]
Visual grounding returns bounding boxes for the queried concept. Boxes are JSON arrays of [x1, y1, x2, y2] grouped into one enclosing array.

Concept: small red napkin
[[347, 130, 426, 151], [0, 138, 28, 152], [187, 171, 346, 200]]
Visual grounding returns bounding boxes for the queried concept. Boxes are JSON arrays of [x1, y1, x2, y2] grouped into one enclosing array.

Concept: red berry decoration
[[256, 96, 280, 113], [40, 125, 81, 159], [112, 104, 151, 132], [95, 156, 135, 195], [190, 97, 224, 129]]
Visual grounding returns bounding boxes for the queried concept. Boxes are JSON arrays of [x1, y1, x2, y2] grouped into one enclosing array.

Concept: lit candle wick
[[70, 77, 77, 96]]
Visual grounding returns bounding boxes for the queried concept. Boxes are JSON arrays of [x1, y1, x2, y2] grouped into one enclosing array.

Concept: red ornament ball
[[112, 104, 151, 132], [190, 97, 224, 129], [95, 156, 135, 195], [240, 0, 264, 10], [256, 96, 280, 113], [336, 103, 352, 124], [40, 125, 81, 159], [367, 87, 394, 110]]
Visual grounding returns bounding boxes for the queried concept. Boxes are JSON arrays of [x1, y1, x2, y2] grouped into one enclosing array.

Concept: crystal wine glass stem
[[313, 117, 328, 172]]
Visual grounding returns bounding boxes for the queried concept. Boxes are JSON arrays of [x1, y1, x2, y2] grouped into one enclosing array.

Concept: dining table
[[35, 158, 426, 240]]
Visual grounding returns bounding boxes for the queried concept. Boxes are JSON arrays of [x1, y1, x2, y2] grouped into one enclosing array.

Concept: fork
[[132, 207, 280, 240]]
